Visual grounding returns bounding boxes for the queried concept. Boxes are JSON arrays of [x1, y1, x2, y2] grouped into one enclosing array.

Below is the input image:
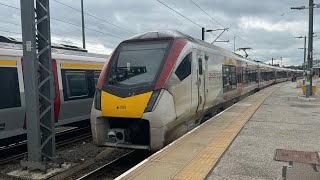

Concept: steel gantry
[[20, 0, 58, 170]]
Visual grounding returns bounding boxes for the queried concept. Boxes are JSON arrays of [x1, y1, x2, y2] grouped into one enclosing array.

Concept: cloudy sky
[[1, 0, 320, 66]]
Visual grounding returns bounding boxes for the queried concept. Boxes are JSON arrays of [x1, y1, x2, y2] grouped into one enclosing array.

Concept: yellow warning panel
[[101, 91, 152, 118]]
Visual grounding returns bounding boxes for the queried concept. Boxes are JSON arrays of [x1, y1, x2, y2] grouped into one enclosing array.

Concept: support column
[[306, 0, 314, 97], [20, 0, 57, 171]]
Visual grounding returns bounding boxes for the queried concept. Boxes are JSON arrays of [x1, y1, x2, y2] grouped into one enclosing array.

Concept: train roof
[[127, 30, 258, 60], [127, 30, 224, 51], [128, 30, 304, 72], [0, 36, 109, 61]]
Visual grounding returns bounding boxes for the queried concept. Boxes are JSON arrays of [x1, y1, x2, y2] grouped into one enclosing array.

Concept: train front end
[[91, 34, 187, 151]]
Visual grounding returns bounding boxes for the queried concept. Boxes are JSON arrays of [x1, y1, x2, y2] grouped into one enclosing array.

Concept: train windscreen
[[107, 40, 171, 87]]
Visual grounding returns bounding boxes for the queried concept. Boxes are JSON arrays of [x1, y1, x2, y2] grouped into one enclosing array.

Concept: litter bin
[[301, 85, 317, 95]]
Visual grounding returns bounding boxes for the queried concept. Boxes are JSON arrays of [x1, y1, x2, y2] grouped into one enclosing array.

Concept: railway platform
[[116, 80, 320, 180]]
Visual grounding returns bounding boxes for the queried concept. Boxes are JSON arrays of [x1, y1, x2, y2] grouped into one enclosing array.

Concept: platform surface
[[116, 81, 320, 180], [208, 80, 320, 180]]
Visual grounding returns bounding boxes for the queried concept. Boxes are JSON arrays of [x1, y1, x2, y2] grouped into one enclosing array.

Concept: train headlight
[[144, 89, 161, 112], [94, 89, 101, 110]]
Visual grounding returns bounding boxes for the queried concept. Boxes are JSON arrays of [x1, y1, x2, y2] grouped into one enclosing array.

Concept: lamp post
[[307, 0, 314, 97], [291, 1, 320, 97], [81, 0, 85, 49]]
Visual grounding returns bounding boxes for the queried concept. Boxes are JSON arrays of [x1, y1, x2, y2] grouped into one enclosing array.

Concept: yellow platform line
[[173, 85, 279, 180]]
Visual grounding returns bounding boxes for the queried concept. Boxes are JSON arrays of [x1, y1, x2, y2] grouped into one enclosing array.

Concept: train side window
[[222, 65, 236, 92], [65, 71, 89, 99], [237, 67, 243, 84], [251, 70, 258, 83], [198, 58, 203, 75], [222, 66, 230, 92], [243, 68, 249, 84], [94, 71, 101, 86], [175, 53, 191, 81], [242, 67, 246, 85], [230, 66, 237, 88], [0, 67, 21, 109]]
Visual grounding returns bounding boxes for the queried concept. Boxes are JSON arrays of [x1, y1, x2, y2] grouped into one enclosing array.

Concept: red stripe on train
[[154, 39, 187, 90], [23, 58, 60, 129], [97, 52, 113, 90], [52, 59, 60, 122]]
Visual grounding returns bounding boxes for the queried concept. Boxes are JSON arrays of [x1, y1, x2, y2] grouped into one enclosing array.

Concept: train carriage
[[91, 30, 301, 151], [0, 36, 108, 142]]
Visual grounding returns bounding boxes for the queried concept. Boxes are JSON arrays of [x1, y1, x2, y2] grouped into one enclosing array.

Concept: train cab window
[[198, 58, 203, 75], [175, 53, 191, 81], [107, 40, 170, 87], [94, 71, 101, 86], [0, 67, 21, 109], [65, 71, 89, 98]]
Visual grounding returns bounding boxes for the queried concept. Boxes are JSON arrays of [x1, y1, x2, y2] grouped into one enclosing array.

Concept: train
[[0, 36, 108, 144], [90, 30, 302, 151]]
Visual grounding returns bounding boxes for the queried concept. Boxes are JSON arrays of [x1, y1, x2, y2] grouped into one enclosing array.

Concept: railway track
[[0, 124, 92, 165], [76, 150, 151, 180]]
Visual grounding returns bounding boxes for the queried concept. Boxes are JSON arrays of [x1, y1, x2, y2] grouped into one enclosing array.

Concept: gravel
[[0, 138, 131, 180]]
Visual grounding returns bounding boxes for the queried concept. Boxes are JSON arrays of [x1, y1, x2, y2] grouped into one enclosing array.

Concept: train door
[[196, 53, 205, 115], [204, 54, 209, 108], [0, 58, 25, 139]]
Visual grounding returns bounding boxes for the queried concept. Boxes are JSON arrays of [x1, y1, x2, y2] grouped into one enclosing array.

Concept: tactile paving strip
[[173, 86, 279, 180], [117, 84, 281, 180]]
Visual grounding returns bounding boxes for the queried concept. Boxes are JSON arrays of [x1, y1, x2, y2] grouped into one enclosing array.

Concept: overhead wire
[[190, 0, 224, 28], [190, 0, 271, 61], [156, 1, 235, 47], [0, 19, 20, 26], [0, 2, 20, 10], [51, 18, 123, 39], [0, 18, 116, 49], [155, 0, 248, 58], [0, 29, 21, 35], [52, 0, 135, 34], [156, 0, 202, 28], [0, 2, 124, 40]]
